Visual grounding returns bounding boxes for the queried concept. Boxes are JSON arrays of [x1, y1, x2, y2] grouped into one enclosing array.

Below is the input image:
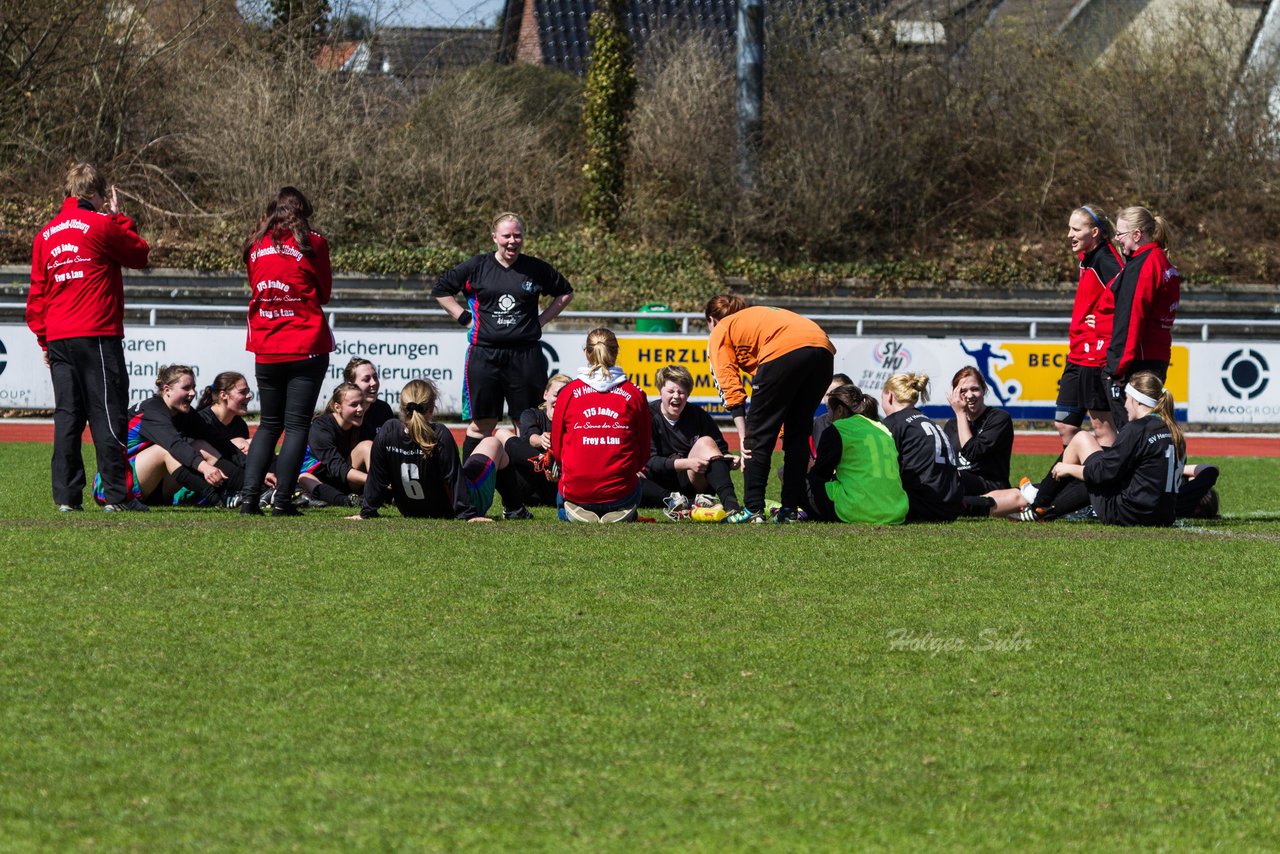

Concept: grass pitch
[[2, 446, 1279, 850]]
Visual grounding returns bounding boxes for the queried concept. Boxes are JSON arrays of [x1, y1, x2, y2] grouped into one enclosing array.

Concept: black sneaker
[[103, 499, 149, 513], [503, 506, 534, 520], [272, 505, 302, 517]]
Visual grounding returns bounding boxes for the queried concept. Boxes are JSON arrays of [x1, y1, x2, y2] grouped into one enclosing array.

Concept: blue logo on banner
[[1222, 349, 1269, 400], [0, 337, 7, 378]]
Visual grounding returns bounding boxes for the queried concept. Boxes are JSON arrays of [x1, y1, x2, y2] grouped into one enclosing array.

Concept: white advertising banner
[[0, 323, 1275, 424]]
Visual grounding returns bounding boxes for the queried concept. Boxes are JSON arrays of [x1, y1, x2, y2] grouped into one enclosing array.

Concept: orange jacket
[[709, 306, 834, 414]]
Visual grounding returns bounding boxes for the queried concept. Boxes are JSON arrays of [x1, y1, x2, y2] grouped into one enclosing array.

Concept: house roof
[[499, 0, 891, 74], [369, 26, 498, 78]]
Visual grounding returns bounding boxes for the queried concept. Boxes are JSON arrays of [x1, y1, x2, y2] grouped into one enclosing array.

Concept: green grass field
[[3, 445, 1279, 851]]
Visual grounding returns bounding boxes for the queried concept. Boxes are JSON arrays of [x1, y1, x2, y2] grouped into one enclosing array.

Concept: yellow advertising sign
[[615, 336, 747, 403], [992, 343, 1189, 401]]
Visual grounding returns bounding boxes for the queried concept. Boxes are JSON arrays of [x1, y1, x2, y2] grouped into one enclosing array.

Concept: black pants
[[743, 346, 834, 512], [242, 356, 328, 508], [47, 336, 131, 506]]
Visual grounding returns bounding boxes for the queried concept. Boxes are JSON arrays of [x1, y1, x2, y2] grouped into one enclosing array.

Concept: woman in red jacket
[[1055, 204, 1124, 447], [551, 328, 651, 522], [1106, 205, 1180, 427], [238, 187, 334, 516]]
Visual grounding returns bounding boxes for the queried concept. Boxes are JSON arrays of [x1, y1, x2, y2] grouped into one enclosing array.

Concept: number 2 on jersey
[[920, 421, 956, 466]]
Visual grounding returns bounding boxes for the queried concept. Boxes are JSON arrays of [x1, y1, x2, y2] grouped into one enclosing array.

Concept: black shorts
[[1106, 360, 1169, 427], [463, 344, 548, 422], [1055, 363, 1111, 426]]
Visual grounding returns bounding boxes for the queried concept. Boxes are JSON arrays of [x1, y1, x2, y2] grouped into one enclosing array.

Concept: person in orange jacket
[[705, 295, 835, 523]]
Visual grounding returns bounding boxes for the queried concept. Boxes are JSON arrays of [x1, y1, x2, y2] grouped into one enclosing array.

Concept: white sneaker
[[662, 493, 691, 521]]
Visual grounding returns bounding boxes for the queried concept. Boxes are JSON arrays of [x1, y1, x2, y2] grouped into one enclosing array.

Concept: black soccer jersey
[[194, 406, 249, 466], [942, 406, 1013, 491], [883, 406, 964, 522], [518, 406, 551, 441], [359, 399, 396, 441], [303, 414, 362, 486], [431, 253, 572, 348], [360, 420, 478, 519], [645, 400, 730, 478], [1083, 413, 1182, 526]]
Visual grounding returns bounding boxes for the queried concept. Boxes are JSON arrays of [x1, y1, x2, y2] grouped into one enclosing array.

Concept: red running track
[[1, 422, 1276, 457]]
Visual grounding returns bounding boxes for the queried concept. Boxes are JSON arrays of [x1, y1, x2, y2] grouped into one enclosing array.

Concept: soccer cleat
[[345, 493, 362, 507], [103, 499, 150, 513], [503, 506, 534, 520], [294, 491, 328, 508], [272, 505, 302, 517], [1018, 477, 1039, 503], [1010, 505, 1047, 522], [1060, 505, 1098, 521], [257, 488, 276, 509], [662, 492, 691, 521], [771, 506, 806, 524], [724, 508, 766, 524], [219, 490, 243, 509], [692, 494, 718, 508], [56, 503, 83, 513]]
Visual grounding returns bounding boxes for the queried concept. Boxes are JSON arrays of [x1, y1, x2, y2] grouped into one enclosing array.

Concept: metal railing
[[3, 301, 1279, 340]]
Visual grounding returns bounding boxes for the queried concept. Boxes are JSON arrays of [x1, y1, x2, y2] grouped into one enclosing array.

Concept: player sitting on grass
[[807, 383, 909, 525], [94, 364, 243, 508], [350, 378, 496, 521], [639, 365, 742, 520], [1001, 371, 1185, 526], [551, 328, 651, 523], [491, 373, 572, 520], [296, 383, 371, 508]]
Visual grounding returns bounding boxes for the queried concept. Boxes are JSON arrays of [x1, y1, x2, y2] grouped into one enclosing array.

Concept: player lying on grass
[[94, 364, 244, 508], [639, 364, 742, 520]]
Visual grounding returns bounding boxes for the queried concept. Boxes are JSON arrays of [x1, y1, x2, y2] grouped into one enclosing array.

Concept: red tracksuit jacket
[[1106, 243, 1180, 378], [27, 197, 150, 347], [244, 231, 334, 361], [551, 369, 651, 505]]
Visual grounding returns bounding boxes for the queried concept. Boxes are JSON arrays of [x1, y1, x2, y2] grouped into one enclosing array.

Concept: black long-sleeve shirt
[[883, 406, 964, 522], [360, 420, 477, 519], [942, 406, 1013, 491], [127, 396, 231, 469], [645, 400, 730, 478], [1083, 414, 1181, 526]]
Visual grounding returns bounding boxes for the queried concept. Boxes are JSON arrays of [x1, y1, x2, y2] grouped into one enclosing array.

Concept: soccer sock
[[1033, 452, 1067, 507], [705, 458, 741, 512], [462, 435, 482, 460], [961, 495, 996, 517], [215, 458, 244, 493], [310, 482, 349, 506], [494, 464, 523, 511], [172, 465, 217, 501]]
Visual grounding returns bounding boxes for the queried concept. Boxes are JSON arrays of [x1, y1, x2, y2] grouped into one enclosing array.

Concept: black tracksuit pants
[[47, 336, 131, 506]]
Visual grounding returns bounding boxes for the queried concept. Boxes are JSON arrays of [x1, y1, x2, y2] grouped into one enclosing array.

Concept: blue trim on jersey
[[125, 411, 150, 458], [298, 445, 323, 476], [466, 291, 479, 346]]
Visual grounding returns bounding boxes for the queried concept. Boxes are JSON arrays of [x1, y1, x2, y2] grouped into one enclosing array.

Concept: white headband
[[1125, 383, 1159, 408]]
